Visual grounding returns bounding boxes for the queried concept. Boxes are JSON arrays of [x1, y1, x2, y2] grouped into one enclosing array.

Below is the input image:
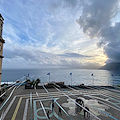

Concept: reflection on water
[[62, 97, 109, 117]]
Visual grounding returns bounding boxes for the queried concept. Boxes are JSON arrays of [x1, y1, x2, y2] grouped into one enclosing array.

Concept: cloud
[[77, 0, 118, 37], [60, 59, 100, 69], [0, 0, 110, 69], [77, 0, 120, 63], [4, 46, 59, 64], [57, 52, 91, 58]]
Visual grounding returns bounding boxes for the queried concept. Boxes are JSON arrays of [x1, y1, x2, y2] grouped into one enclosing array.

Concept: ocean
[[1, 68, 120, 86]]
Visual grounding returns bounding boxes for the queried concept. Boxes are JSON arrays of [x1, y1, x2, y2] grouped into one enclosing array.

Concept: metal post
[[91, 74, 94, 86], [93, 76, 94, 86], [49, 74, 50, 83], [70, 73, 72, 85], [47, 73, 50, 83]]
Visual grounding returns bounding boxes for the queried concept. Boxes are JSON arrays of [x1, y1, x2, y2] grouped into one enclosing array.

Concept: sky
[[0, 0, 120, 69]]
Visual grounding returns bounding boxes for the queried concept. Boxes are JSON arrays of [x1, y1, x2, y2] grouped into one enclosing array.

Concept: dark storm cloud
[[77, 0, 118, 37], [57, 52, 91, 58], [77, 0, 120, 63]]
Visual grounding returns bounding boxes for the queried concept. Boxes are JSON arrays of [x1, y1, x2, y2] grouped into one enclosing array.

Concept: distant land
[[100, 62, 120, 71]]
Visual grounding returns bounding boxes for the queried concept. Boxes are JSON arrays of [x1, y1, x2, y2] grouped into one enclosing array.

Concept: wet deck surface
[[0, 85, 120, 120]]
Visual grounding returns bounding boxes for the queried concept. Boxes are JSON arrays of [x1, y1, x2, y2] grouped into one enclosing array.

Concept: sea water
[[1, 68, 120, 86]]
